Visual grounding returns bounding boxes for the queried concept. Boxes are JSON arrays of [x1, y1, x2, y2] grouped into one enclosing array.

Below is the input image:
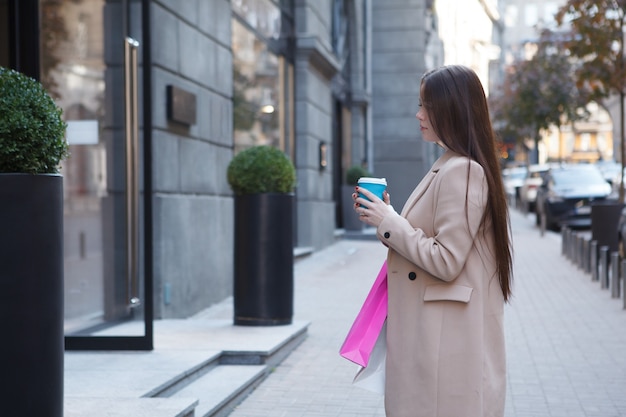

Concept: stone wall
[[150, 0, 233, 318], [294, 0, 339, 250], [371, 0, 431, 206]]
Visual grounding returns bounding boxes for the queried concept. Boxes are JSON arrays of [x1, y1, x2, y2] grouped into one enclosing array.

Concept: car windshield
[[552, 167, 606, 186], [507, 171, 526, 180]]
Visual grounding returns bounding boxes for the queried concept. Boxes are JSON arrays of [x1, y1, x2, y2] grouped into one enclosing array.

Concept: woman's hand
[[352, 187, 392, 227]]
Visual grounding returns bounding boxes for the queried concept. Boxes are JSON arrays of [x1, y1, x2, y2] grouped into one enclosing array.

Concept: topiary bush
[[346, 165, 372, 185], [0, 67, 68, 174], [227, 145, 296, 195]]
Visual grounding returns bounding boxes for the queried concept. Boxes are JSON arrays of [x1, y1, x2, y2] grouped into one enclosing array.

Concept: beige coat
[[377, 151, 506, 417]]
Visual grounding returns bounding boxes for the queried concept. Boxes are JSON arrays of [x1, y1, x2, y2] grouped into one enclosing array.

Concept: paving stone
[[228, 209, 626, 417]]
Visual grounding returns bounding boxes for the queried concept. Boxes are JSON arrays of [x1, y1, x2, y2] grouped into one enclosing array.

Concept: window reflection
[[40, 0, 108, 329], [41, 0, 106, 201], [232, 18, 281, 153], [232, 0, 282, 40]]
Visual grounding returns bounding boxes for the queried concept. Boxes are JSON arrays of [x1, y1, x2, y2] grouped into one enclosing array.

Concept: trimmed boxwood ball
[[346, 164, 372, 186], [227, 145, 296, 195], [0, 67, 69, 174]]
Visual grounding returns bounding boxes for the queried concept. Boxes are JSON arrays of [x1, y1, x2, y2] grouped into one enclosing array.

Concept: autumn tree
[[491, 30, 587, 164], [555, 0, 626, 201], [490, 65, 534, 162]]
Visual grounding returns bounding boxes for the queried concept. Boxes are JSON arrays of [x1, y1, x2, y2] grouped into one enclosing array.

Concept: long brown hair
[[421, 65, 513, 302]]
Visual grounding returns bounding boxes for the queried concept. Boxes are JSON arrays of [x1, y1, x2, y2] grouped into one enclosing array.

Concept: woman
[[353, 65, 513, 417]]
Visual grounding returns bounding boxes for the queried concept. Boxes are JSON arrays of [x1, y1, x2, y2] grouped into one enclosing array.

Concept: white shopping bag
[[352, 321, 386, 395]]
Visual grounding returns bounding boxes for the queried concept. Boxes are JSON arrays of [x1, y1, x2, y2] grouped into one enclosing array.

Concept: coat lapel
[[400, 150, 456, 217]]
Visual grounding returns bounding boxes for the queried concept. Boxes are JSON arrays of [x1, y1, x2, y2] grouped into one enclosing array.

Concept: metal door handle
[[124, 37, 140, 309]]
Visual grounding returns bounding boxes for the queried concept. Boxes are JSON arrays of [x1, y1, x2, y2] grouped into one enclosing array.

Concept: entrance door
[[38, 0, 152, 350]]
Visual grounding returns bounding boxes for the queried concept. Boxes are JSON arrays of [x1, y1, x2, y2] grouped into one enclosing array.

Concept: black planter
[[0, 174, 64, 417], [234, 193, 294, 326], [591, 200, 625, 253]]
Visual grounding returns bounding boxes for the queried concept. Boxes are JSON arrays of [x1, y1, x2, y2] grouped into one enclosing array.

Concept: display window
[[232, 0, 294, 158]]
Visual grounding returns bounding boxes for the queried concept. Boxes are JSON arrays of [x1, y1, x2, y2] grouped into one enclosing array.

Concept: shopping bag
[[352, 320, 386, 395], [339, 261, 388, 367]]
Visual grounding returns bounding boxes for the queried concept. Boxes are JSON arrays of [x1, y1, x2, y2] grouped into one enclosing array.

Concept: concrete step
[[169, 365, 266, 417], [64, 317, 310, 417], [157, 324, 309, 416], [64, 397, 198, 417]]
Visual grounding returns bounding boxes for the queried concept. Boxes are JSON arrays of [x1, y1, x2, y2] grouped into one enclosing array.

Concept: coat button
[[384, 232, 390, 238], [408, 272, 416, 280]]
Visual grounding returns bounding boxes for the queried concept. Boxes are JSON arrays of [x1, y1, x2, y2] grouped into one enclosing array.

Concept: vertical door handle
[[124, 37, 141, 309]]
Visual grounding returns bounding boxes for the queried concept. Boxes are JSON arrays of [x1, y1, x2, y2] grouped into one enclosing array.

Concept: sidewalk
[[63, 208, 626, 416], [226, 209, 626, 417]]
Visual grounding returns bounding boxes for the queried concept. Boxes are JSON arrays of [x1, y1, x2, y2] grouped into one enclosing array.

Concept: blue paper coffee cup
[[358, 177, 387, 202]]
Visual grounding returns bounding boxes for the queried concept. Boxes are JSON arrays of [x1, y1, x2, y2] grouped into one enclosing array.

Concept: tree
[[555, 0, 626, 201], [490, 65, 534, 161], [491, 30, 587, 164]]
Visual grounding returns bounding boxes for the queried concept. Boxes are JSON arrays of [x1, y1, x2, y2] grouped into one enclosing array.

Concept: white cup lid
[[358, 177, 387, 186]]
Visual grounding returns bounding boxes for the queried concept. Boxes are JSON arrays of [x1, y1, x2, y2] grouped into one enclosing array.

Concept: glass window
[[504, 5, 518, 28], [553, 166, 605, 185], [580, 133, 591, 151], [232, 18, 281, 153], [232, 1, 293, 156], [524, 4, 538, 27], [332, 0, 347, 57], [232, 0, 282, 40], [543, 3, 558, 27], [331, 0, 351, 101]]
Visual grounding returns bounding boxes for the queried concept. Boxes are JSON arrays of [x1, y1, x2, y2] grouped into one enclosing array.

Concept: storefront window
[[331, 0, 351, 101], [232, 19, 280, 153], [232, 0, 293, 156], [232, 0, 282, 40]]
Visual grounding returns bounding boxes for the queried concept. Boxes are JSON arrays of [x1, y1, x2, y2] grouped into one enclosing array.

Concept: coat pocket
[[423, 284, 473, 303]]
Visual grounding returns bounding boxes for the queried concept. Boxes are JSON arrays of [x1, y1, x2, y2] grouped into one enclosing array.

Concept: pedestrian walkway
[[227, 209, 626, 417]]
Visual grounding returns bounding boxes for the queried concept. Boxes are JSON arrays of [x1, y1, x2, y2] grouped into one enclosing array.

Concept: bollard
[[583, 238, 590, 273], [590, 240, 598, 281], [611, 252, 620, 298], [577, 235, 585, 269], [622, 259, 626, 310], [599, 246, 609, 289], [564, 229, 571, 260], [561, 226, 567, 255], [565, 229, 572, 260], [570, 231, 578, 262]]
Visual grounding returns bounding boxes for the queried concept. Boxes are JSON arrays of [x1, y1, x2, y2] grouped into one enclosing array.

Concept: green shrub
[[227, 145, 296, 195], [346, 165, 371, 185], [0, 67, 68, 174]]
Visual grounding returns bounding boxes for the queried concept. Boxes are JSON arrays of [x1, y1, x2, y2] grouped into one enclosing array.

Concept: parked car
[[535, 164, 612, 230], [502, 166, 527, 206], [595, 160, 621, 186], [520, 164, 550, 213]]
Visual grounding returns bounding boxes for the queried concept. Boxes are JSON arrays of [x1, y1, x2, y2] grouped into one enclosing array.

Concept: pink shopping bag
[[339, 261, 388, 367]]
